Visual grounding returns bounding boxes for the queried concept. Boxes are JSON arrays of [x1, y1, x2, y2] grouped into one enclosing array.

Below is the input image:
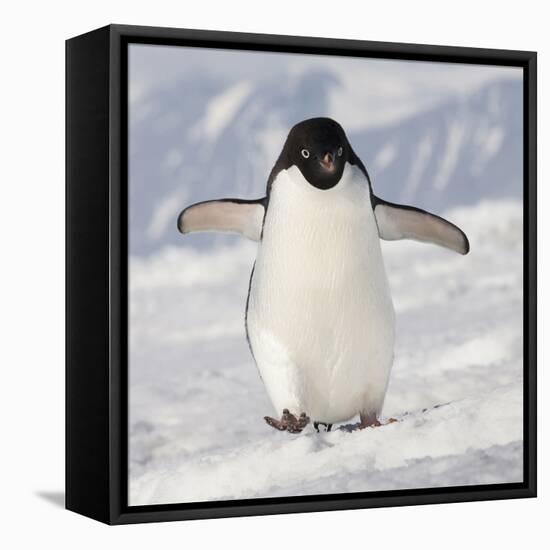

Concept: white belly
[[247, 164, 395, 423]]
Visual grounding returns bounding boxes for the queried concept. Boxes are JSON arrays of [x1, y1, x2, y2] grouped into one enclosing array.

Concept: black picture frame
[[66, 23, 537, 525]]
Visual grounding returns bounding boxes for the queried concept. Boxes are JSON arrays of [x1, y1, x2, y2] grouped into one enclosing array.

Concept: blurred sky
[[129, 43, 521, 131]]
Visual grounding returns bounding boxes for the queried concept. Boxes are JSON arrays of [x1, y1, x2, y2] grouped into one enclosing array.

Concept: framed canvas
[[66, 24, 537, 525]]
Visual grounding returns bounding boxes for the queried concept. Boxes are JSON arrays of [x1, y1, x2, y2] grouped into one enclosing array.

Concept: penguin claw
[[264, 416, 287, 431], [264, 410, 310, 433]]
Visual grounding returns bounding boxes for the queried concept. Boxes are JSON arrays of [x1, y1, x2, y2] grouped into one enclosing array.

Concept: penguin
[[177, 117, 469, 434]]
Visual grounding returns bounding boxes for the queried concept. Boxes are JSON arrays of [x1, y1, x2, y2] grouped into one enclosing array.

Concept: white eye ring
[[337, 146, 343, 157], [301, 149, 310, 159]]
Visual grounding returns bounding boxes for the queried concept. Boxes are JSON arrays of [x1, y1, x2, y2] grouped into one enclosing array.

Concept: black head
[[280, 118, 352, 190]]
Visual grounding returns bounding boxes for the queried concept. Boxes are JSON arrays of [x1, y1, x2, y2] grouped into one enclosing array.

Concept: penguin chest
[[246, 167, 395, 422]]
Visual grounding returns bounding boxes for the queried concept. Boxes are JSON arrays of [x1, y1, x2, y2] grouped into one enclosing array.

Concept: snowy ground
[[128, 199, 523, 506]]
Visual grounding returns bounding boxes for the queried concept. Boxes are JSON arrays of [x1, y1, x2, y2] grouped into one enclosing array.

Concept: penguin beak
[[319, 151, 336, 172]]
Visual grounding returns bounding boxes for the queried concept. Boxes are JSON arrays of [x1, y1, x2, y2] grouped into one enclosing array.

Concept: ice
[[129, 199, 523, 505]]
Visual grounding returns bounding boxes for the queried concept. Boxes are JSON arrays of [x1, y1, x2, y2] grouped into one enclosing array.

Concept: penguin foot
[[313, 421, 333, 432], [359, 412, 399, 429], [360, 413, 381, 429], [264, 409, 310, 433]]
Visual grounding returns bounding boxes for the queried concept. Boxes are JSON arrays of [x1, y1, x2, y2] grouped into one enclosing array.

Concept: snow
[[129, 199, 523, 505], [403, 132, 434, 201], [373, 142, 398, 172], [325, 60, 521, 132], [472, 124, 505, 176], [146, 190, 188, 242], [433, 119, 467, 191], [191, 81, 253, 142]]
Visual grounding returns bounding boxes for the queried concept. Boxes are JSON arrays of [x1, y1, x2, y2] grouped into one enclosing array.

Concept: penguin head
[[284, 118, 350, 190]]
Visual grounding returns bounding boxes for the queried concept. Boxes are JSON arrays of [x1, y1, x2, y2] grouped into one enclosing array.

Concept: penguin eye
[[301, 149, 310, 159], [337, 146, 343, 157]]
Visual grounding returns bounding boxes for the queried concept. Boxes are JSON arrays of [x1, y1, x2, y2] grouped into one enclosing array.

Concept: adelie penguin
[[177, 117, 469, 434]]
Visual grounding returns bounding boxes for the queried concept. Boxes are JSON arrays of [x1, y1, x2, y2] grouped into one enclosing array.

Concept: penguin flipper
[[373, 199, 470, 255], [177, 198, 266, 241]]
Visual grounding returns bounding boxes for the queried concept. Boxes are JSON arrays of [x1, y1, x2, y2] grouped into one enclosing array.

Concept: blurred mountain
[[353, 79, 522, 211], [129, 71, 522, 256]]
